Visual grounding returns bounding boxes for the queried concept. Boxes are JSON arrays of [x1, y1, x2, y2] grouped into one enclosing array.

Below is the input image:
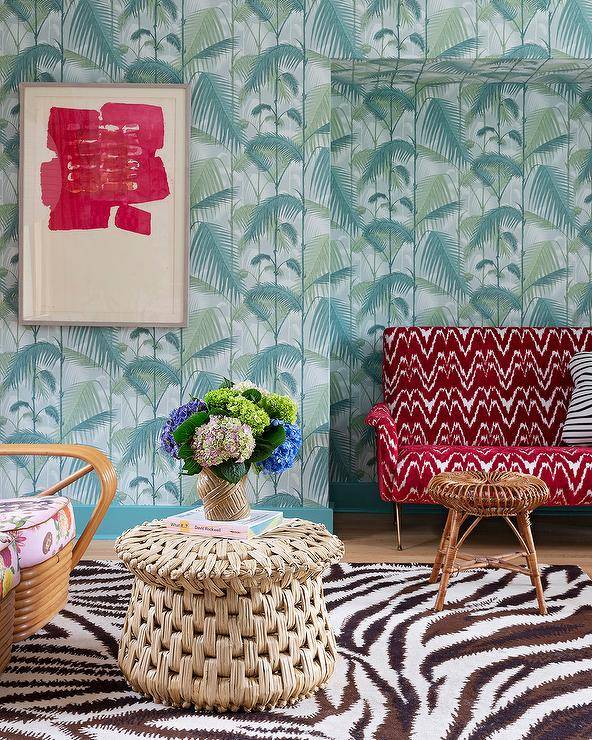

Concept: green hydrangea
[[227, 396, 270, 436], [204, 388, 239, 409], [259, 393, 298, 424], [204, 387, 270, 436]]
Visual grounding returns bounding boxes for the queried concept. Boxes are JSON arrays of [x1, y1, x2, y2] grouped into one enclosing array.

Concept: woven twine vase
[[197, 468, 250, 521], [0, 589, 15, 673], [115, 519, 344, 712], [428, 470, 550, 517]]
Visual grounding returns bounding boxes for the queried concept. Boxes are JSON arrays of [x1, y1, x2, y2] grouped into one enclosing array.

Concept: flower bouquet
[[160, 381, 302, 521]]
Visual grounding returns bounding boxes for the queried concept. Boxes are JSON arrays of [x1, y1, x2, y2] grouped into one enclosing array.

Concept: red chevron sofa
[[366, 326, 592, 548]]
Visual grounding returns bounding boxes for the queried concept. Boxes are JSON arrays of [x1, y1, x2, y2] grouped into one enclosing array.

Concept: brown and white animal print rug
[[1, 561, 592, 740]]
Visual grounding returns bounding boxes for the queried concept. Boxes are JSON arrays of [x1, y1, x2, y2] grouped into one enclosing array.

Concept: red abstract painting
[[40, 103, 170, 236]]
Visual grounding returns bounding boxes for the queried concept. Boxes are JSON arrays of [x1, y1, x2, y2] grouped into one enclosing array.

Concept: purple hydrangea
[[160, 399, 206, 458], [257, 419, 302, 474]]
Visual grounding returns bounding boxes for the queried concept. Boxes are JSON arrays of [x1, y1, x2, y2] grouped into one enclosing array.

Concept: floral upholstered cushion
[[0, 497, 76, 568], [0, 532, 20, 597]]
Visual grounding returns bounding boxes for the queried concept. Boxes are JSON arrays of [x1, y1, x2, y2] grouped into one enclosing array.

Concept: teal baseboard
[[330, 482, 592, 517], [73, 503, 333, 539]]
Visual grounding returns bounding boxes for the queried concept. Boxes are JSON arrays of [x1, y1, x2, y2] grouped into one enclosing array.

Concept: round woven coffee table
[[115, 518, 344, 712], [427, 471, 550, 614]]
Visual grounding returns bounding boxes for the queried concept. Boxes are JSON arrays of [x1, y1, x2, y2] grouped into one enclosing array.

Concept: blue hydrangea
[[160, 399, 206, 459], [257, 419, 302, 474]]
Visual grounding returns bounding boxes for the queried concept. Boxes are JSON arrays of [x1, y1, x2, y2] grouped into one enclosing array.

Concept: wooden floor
[[84, 511, 592, 577]]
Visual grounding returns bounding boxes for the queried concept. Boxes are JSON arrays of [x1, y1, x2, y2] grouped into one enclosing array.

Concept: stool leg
[[516, 512, 547, 616], [430, 510, 453, 584], [434, 510, 461, 612]]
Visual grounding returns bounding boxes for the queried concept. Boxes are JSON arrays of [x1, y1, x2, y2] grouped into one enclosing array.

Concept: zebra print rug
[[1, 561, 592, 739]]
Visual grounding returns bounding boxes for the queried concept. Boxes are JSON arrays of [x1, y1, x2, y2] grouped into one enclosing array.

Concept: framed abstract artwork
[[19, 83, 189, 327]]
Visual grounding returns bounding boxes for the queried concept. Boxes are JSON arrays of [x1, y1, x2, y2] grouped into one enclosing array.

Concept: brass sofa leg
[[393, 502, 403, 551]]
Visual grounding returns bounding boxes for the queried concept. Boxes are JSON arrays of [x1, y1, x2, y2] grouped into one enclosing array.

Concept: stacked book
[[163, 506, 283, 539]]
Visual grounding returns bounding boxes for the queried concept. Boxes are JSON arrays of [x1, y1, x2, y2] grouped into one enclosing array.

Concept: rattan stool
[[428, 471, 550, 615], [115, 519, 344, 712]]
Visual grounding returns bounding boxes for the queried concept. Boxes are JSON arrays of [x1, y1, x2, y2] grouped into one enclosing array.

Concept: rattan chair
[[0, 444, 117, 642]]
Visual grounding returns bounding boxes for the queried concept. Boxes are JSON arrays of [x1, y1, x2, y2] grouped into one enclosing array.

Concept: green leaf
[[250, 425, 286, 463], [67, 326, 123, 371], [360, 272, 414, 316], [503, 42, 550, 58], [558, 0, 592, 56], [470, 82, 523, 116], [312, 0, 359, 59], [363, 219, 414, 252], [422, 98, 467, 166], [177, 442, 194, 460], [420, 231, 467, 300], [530, 165, 576, 235], [245, 134, 302, 171], [211, 460, 247, 484], [192, 72, 244, 151], [70, 0, 120, 76], [244, 43, 303, 92], [191, 222, 244, 300], [331, 166, 361, 234], [4, 44, 61, 91], [439, 37, 479, 57], [324, 297, 361, 362], [471, 153, 522, 187], [244, 194, 304, 242], [427, 8, 471, 56], [530, 297, 567, 326], [362, 139, 414, 183], [242, 389, 262, 403], [124, 358, 180, 396], [245, 283, 301, 320], [124, 59, 182, 83], [4, 342, 61, 389], [122, 417, 167, 466], [182, 458, 202, 476], [173, 411, 209, 445], [249, 344, 301, 384], [470, 286, 521, 319], [364, 87, 414, 121], [468, 206, 523, 250], [311, 148, 330, 203]]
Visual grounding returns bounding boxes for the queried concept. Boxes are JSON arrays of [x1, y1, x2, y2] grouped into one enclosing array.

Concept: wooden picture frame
[[19, 83, 189, 327]]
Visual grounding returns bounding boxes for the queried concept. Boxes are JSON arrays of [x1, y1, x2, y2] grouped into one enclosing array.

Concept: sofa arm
[[366, 403, 398, 438], [365, 403, 398, 501]]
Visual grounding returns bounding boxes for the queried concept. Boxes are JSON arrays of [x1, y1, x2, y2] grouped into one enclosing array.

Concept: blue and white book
[[163, 507, 283, 539]]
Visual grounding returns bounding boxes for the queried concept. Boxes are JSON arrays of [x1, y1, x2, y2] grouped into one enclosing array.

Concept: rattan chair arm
[[0, 444, 117, 568]]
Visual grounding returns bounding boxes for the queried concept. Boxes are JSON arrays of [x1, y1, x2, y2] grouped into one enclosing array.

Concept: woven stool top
[[115, 518, 344, 595], [428, 470, 550, 517]]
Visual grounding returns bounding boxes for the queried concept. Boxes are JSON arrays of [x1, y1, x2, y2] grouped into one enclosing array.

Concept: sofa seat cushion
[[398, 445, 592, 506], [0, 497, 75, 568], [0, 532, 20, 597]]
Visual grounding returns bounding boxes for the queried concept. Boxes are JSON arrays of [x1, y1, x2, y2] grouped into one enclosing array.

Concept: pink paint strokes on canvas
[[40, 103, 170, 235]]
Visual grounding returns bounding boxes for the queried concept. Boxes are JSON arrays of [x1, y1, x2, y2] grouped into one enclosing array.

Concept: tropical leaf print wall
[[0, 0, 331, 507], [2, 0, 592, 501], [331, 59, 592, 483]]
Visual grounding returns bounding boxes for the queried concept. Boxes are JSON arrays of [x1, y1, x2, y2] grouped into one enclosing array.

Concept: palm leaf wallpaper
[[0, 0, 592, 504], [331, 58, 592, 483], [0, 0, 330, 507]]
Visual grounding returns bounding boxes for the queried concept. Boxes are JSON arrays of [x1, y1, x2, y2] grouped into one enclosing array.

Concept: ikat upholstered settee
[[366, 327, 592, 547]]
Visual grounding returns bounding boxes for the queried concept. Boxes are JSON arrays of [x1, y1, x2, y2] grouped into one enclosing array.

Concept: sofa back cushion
[[383, 326, 592, 447]]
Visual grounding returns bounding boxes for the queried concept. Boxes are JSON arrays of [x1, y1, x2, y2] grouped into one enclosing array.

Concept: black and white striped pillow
[[562, 353, 592, 445]]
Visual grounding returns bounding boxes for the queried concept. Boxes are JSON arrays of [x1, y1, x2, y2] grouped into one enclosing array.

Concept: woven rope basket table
[[115, 519, 344, 712]]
